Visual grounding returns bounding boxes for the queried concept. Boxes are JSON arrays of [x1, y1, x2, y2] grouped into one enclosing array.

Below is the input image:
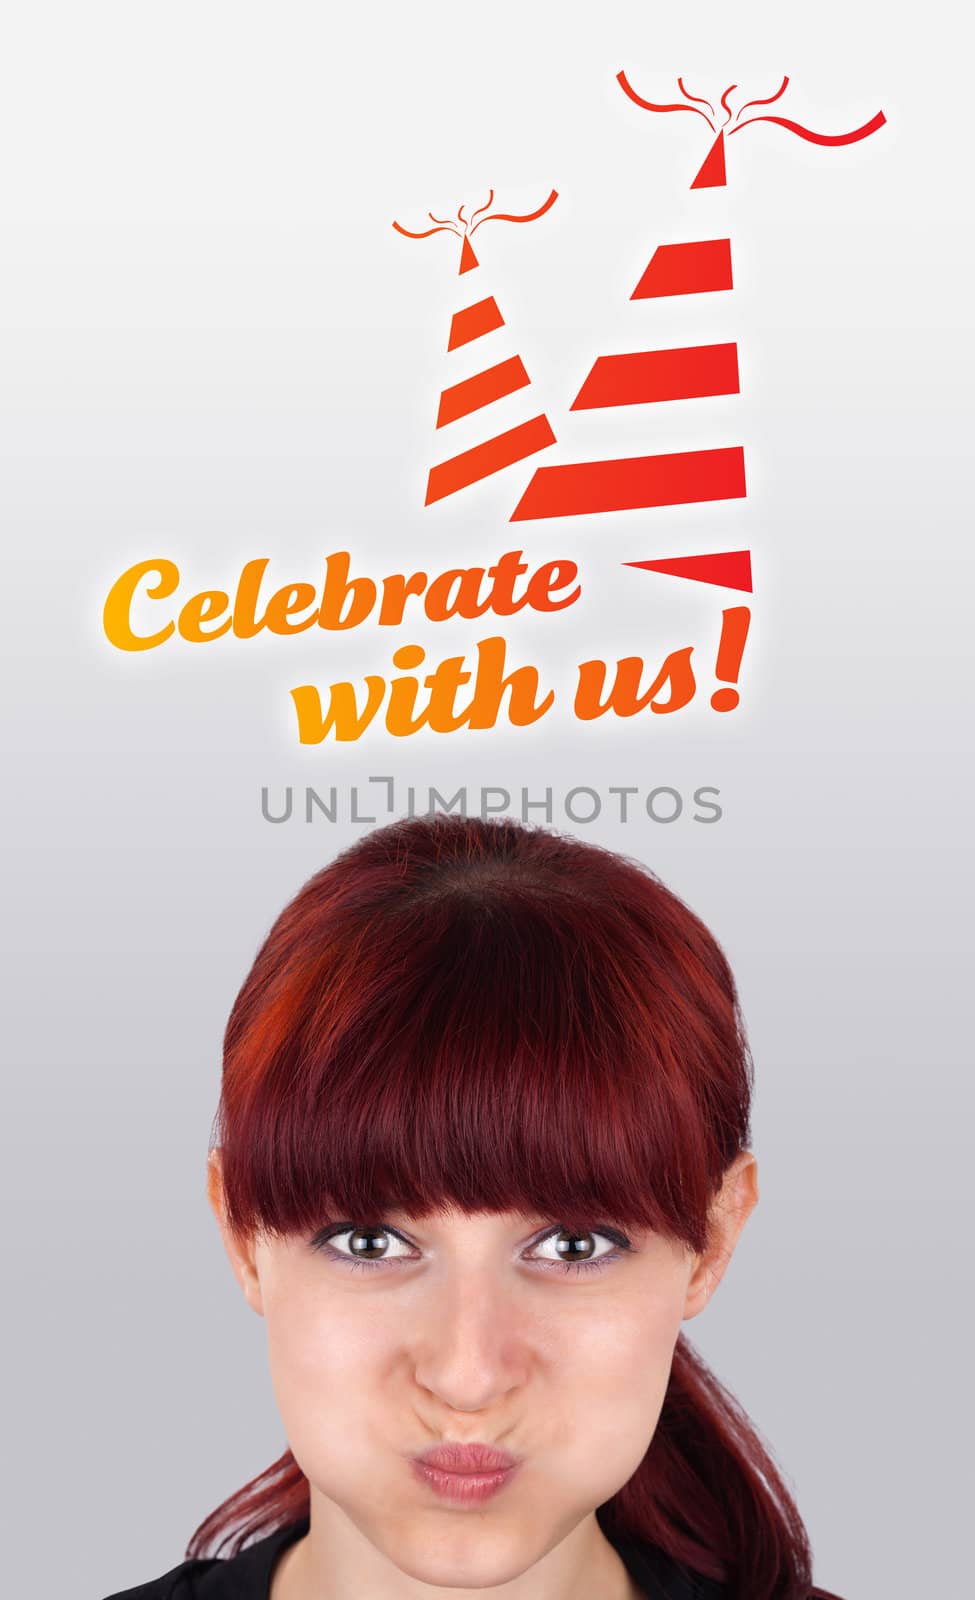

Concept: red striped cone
[[511, 115, 744, 527], [512, 75, 884, 548], [392, 192, 559, 505]]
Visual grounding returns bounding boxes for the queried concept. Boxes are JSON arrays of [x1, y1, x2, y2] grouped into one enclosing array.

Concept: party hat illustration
[[511, 74, 885, 590], [393, 191, 559, 505]]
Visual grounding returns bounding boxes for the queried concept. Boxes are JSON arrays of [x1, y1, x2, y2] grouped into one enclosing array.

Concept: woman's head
[[212, 812, 754, 1249], [201, 816, 794, 1593]]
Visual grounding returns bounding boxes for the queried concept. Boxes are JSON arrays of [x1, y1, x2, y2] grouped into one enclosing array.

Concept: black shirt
[[102, 1514, 731, 1599]]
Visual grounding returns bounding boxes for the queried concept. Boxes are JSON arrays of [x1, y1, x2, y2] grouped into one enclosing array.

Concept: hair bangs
[[217, 864, 728, 1255]]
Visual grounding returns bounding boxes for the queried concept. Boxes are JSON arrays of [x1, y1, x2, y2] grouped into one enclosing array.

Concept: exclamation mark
[[710, 606, 751, 711]]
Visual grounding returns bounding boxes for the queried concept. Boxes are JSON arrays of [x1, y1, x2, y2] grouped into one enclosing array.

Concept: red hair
[[188, 814, 838, 1600]]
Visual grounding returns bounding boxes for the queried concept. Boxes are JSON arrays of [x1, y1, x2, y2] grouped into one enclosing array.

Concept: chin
[[377, 1514, 544, 1588]]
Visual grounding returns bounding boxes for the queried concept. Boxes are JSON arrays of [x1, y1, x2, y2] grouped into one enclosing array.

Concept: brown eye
[[311, 1224, 415, 1268], [553, 1230, 597, 1261], [348, 1228, 392, 1259], [528, 1225, 631, 1275]]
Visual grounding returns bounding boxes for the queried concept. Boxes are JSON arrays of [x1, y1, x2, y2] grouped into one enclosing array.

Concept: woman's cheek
[[583, 1285, 684, 1425], [609, 1313, 678, 1401], [263, 1278, 362, 1406]]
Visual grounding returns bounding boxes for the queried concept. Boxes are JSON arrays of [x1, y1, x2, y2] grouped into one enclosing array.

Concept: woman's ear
[[207, 1148, 265, 1317], [682, 1150, 759, 1320]]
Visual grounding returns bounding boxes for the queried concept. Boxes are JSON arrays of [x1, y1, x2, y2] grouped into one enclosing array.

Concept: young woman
[[105, 814, 843, 1600]]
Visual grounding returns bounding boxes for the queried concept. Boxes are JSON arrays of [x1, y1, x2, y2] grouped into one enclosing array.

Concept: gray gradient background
[[2, 3, 972, 1597]]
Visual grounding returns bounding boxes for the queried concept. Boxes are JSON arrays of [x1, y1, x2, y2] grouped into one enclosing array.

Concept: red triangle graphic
[[624, 550, 752, 591], [690, 132, 727, 189], [459, 237, 479, 274]]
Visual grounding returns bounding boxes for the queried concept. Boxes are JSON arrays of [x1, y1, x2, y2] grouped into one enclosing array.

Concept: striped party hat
[[393, 191, 559, 505], [511, 75, 885, 595], [510, 79, 746, 541]]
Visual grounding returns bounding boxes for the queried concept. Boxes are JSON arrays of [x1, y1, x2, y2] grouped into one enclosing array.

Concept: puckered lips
[[411, 1440, 522, 1504]]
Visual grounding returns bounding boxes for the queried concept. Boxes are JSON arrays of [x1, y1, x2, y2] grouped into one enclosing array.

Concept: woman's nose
[[411, 1270, 532, 1414]]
